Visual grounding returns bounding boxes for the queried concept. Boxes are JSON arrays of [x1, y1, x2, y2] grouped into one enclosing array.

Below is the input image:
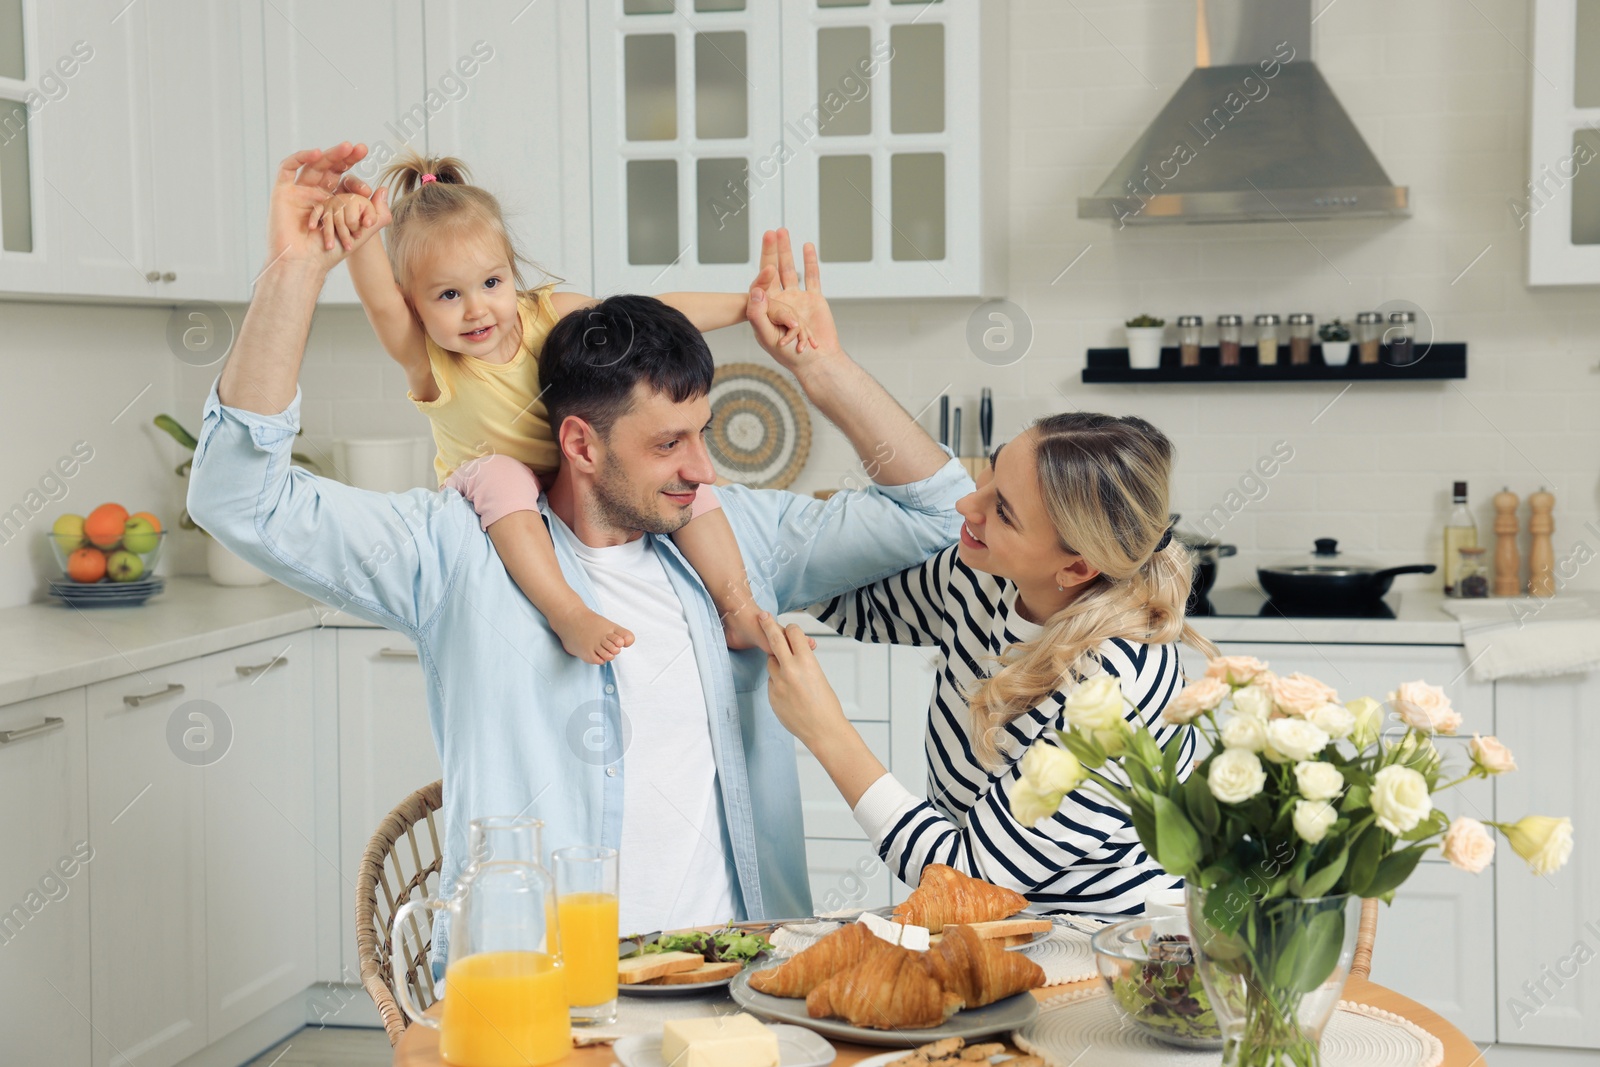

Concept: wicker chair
[[1351, 897, 1380, 980], [356, 779, 446, 1046]]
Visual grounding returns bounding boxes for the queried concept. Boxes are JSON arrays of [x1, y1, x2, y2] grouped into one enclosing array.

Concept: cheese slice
[[661, 1013, 779, 1067]]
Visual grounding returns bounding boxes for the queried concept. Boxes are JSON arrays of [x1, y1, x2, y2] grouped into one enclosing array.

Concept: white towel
[[1439, 595, 1600, 681]]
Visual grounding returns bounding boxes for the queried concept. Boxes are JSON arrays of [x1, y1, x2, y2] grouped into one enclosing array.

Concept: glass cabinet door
[[590, 0, 783, 292], [0, 0, 57, 293], [1527, 0, 1600, 284]]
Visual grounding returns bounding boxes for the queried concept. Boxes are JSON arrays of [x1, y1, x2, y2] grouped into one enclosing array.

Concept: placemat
[[1013, 987, 1444, 1067], [1016, 926, 1098, 987]]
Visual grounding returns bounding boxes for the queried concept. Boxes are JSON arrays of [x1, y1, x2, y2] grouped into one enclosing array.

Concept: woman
[[759, 412, 1218, 915]]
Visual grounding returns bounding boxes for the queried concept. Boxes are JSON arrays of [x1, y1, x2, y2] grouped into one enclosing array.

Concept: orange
[[130, 511, 163, 533], [67, 547, 107, 583], [84, 504, 129, 549]]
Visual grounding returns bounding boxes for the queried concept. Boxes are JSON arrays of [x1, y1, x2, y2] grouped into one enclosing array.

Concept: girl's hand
[[309, 186, 389, 254], [762, 293, 816, 354], [759, 612, 845, 747]]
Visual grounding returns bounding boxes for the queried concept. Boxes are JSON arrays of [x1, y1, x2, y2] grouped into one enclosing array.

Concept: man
[[188, 143, 967, 951]]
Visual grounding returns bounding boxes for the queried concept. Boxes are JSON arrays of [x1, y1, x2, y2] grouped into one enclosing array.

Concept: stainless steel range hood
[[1078, 0, 1409, 226]]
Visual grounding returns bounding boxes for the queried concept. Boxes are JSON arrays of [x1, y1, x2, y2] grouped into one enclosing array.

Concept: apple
[[52, 513, 86, 552], [122, 516, 160, 554], [106, 550, 145, 582]]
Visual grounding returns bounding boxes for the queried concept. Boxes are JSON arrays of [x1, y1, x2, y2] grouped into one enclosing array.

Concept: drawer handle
[[0, 717, 64, 745], [124, 683, 185, 707], [236, 656, 288, 678], [379, 647, 419, 659]]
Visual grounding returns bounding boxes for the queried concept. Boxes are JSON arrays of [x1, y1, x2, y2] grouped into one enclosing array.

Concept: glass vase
[[1186, 890, 1360, 1067]]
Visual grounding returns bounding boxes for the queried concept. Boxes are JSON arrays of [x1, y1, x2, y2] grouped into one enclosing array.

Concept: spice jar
[[1288, 313, 1315, 366], [1387, 311, 1417, 365], [1356, 311, 1382, 364], [1254, 314, 1281, 365], [1217, 315, 1243, 366], [1177, 315, 1203, 367], [1452, 546, 1490, 599]]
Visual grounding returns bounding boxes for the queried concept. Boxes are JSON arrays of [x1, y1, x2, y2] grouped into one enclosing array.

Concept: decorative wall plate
[[707, 362, 812, 489]]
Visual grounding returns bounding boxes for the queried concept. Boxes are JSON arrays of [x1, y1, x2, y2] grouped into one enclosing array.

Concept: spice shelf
[[1081, 343, 1467, 383]]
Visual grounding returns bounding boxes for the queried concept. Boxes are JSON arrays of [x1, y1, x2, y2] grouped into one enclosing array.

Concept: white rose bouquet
[[1012, 656, 1572, 1067]]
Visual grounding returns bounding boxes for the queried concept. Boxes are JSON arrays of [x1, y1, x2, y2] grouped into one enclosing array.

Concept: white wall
[[4, 0, 1597, 610]]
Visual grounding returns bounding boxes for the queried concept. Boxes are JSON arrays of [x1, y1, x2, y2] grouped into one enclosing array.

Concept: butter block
[[661, 1013, 779, 1067], [858, 909, 931, 951]]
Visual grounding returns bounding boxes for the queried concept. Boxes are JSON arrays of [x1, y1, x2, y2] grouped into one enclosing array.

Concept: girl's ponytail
[[380, 148, 472, 203]]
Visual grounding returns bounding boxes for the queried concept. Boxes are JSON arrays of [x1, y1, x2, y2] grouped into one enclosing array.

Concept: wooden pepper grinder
[[1528, 488, 1556, 597], [1493, 488, 1521, 597]]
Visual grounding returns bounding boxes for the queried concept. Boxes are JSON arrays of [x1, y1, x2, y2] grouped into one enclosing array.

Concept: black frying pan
[[1258, 538, 1435, 612]]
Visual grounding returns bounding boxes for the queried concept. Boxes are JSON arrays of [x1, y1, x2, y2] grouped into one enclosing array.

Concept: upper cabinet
[[591, 0, 1008, 298], [1527, 0, 1600, 285], [0, 0, 59, 293], [259, 0, 425, 305]]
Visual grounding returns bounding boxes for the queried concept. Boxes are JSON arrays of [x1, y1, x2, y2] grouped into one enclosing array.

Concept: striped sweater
[[814, 546, 1194, 916]]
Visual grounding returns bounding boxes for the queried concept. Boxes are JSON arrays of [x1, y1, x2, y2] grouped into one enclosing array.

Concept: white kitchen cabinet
[[590, 0, 1007, 298], [87, 662, 210, 1067], [806, 837, 893, 914], [1527, 0, 1600, 285], [424, 0, 595, 295], [0, 0, 62, 294], [888, 643, 938, 796], [201, 635, 317, 1042], [1494, 672, 1600, 1050], [335, 629, 440, 977], [259, 0, 426, 305], [1368, 862, 1498, 1045], [0, 689, 93, 1067], [797, 719, 890, 839]]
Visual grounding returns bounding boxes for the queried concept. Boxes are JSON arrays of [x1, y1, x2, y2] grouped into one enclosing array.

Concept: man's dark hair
[[539, 294, 715, 438]]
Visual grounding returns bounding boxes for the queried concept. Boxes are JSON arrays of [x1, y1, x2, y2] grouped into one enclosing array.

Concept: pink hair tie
[[420, 173, 437, 184]]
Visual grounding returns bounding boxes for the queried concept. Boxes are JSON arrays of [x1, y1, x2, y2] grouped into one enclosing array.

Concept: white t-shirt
[[567, 534, 738, 933]]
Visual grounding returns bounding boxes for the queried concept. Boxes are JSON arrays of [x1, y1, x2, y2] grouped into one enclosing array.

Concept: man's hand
[[746, 229, 840, 379], [261, 142, 371, 276]]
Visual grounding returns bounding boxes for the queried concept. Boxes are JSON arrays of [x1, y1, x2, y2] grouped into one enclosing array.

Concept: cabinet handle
[[145, 270, 161, 282], [0, 717, 64, 745], [235, 656, 288, 678], [162, 271, 176, 282], [123, 683, 185, 707], [379, 647, 419, 659]]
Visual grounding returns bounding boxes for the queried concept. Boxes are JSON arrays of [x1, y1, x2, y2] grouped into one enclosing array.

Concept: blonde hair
[[969, 412, 1218, 766], [378, 149, 549, 294]]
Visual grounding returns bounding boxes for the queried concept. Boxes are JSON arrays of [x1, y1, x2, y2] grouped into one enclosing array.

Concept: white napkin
[[1439, 594, 1600, 681]]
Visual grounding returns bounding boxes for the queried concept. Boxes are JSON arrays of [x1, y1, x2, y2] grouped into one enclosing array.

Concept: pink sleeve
[[444, 455, 546, 531], [691, 483, 722, 518]]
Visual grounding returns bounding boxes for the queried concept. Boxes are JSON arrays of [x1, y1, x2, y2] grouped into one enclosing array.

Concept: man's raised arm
[[220, 144, 370, 413], [745, 230, 950, 488]]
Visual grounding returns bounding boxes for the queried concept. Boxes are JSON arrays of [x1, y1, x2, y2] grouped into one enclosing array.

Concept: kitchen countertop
[[0, 578, 1474, 708]]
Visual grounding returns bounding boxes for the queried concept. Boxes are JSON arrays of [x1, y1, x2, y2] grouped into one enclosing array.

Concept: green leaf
[[1150, 793, 1202, 877], [1129, 796, 1158, 858], [1344, 827, 1384, 898], [1298, 843, 1351, 899], [1184, 768, 1222, 837], [1275, 907, 1348, 993], [1161, 729, 1183, 784], [1400, 809, 1449, 842], [1364, 845, 1429, 898], [1340, 785, 1369, 813], [1059, 729, 1105, 770]]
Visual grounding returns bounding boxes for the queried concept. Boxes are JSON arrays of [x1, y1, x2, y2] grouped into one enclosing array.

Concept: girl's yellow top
[[411, 285, 561, 484]]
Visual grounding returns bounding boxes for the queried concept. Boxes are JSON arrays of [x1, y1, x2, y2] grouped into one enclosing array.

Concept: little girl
[[318, 151, 800, 662]]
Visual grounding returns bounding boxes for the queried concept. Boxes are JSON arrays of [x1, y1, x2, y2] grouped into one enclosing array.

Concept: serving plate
[[728, 968, 1039, 1049], [615, 1023, 835, 1067], [618, 973, 740, 997], [48, 577, 165, 607]]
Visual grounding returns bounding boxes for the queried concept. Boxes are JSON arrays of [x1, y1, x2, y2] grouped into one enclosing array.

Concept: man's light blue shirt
[[188, 382, 968, 958]]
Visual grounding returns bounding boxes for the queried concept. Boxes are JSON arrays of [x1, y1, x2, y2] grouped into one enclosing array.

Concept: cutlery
[[938, 395, 949, 448], [979, 388, 993, 456], [618, 930, 661, 958], [952, 408, 963, 458]]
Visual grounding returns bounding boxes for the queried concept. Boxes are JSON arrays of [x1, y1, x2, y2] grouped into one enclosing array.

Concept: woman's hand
[[760, 612, 846, 747]]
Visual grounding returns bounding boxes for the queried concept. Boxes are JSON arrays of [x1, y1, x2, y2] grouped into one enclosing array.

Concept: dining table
[[392, 973, 1478, 1066]]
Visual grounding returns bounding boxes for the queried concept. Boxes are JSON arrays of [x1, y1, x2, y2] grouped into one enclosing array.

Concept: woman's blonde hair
[[969, 412, 1218, 766], [378, 149, 548, 294]]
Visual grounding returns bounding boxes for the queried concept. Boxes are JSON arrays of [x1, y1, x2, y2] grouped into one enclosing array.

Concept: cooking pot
[[1258, 538, 1435, 612], [1171, 515, 1235, 612]]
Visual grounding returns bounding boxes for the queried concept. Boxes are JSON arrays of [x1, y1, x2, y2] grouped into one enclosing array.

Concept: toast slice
[[645, 960, 742, 985], [952, 918, 1051, 941], [617, 951, 708, 984]]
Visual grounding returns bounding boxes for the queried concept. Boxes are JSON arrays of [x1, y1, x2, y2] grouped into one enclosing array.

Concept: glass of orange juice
[[553, 846, 619, 1027]]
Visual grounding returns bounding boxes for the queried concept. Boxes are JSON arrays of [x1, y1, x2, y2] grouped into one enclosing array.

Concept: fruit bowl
[[1091, 915, 1223, 1050], [50, 506, 166, 584], [50, 530, 165, 583]]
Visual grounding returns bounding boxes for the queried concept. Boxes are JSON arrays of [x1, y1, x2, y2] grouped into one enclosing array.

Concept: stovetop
[[1190, 587, 1398, 620]]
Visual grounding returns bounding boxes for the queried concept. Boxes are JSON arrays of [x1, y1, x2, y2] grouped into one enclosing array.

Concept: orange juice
[[556, 892, 619, 1006], [440, 951, 570, 1066]]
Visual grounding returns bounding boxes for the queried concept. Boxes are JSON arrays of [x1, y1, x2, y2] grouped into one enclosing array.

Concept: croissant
[[747, 921, 881, 997], [892, 864, 1030, 933], [923, 923, 1045, 1009], [805, 942, 963, 1030]]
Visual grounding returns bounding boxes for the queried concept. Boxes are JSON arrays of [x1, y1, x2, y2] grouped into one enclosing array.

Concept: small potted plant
[[1318, 319, 1352, 366], [1126, 315, 1167, 370]]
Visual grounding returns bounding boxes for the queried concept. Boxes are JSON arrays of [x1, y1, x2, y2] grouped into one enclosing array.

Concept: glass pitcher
[[394, 817, 570, 1067]]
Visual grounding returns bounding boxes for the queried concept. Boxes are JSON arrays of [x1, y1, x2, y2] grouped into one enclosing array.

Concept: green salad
[[621, 926, 772, 964], [1110, 933, 1221, 1047]]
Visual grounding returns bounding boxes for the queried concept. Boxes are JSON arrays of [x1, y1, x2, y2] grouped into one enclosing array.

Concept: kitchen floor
[[243, 1026, 392, 1067]]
